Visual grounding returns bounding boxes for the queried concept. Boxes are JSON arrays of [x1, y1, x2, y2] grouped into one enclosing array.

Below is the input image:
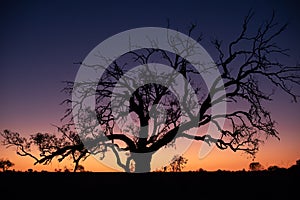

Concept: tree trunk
[[132, 152, 153, 173]]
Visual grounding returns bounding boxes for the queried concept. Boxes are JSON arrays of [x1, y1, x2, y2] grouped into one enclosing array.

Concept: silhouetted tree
[[1, 10, 300, 172], [76, 164, 85, 172], [0, 158, 14, 172], [155, 155, 188, 172], [249, 162, 264, 171], [197, 168, 207, 173], [267, 165, 282, 171], [168, 155, 188, 172], [288, 159, 300, 172], [0, 129, 88, 172]]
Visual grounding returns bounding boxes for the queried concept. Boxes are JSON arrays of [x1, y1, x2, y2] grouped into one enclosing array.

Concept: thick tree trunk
[[132, 152, 153, 173]]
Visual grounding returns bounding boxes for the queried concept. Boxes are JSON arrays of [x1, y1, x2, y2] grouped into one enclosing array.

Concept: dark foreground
[[1, 169, 299, 197]]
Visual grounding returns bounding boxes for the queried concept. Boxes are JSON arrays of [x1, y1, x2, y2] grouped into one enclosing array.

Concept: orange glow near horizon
[[1, 123, 299, 173], [1, 95, 299, 172]]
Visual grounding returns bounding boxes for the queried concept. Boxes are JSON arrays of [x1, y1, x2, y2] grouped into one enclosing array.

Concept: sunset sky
[[0, 0, 300, 172]]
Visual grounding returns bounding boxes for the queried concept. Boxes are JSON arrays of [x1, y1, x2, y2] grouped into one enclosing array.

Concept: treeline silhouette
[[0, 158, 298, 199], [0, 161, 298, 196], [1, 157, 300, 173]]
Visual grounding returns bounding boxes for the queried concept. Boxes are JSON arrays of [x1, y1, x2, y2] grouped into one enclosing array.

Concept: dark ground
[[1, 167, 299, 198]]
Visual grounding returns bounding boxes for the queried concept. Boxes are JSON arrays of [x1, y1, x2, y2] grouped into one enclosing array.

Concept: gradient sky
[[0, 0, 300, 172]]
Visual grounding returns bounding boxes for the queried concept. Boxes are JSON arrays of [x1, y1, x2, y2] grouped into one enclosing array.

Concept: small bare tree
[[168, 155, 188, 172], [0, 158, 14, 172]]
